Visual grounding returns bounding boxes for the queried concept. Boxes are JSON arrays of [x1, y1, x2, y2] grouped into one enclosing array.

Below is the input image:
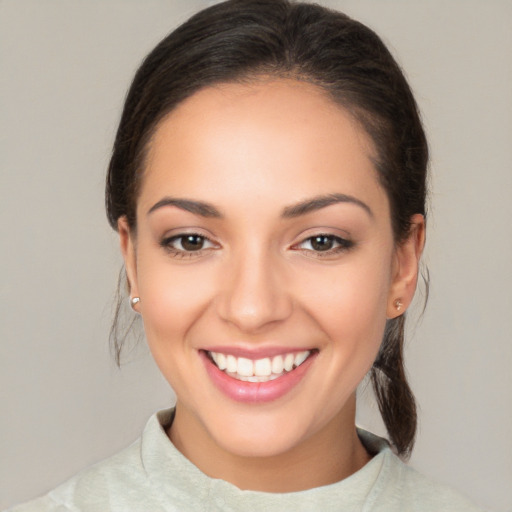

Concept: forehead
[[140, 79, 386, 217]]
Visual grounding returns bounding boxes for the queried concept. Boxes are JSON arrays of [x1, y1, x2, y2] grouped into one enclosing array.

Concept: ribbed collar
[[140, 409, 393, 511]]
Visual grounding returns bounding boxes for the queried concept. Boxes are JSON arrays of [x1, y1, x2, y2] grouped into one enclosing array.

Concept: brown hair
[[106, 0, 428, 457]]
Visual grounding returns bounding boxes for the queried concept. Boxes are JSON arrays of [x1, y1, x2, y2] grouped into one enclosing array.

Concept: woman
[[8, 0, 484, 510]]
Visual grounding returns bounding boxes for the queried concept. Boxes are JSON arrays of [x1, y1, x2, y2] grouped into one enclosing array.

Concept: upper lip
[[200, 346, 315, 359]]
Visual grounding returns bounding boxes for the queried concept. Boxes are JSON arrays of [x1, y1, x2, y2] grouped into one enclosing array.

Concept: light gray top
[[7, 409, 484, 512]]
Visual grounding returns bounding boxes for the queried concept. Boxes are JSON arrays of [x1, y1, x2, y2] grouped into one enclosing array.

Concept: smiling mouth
[[205, 350, 316, 383]]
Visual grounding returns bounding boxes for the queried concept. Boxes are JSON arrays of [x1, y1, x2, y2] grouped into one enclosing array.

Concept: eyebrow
[[147, 192, 373, 219], [147, 197, 222, 218], [281, 193, 373, 218]]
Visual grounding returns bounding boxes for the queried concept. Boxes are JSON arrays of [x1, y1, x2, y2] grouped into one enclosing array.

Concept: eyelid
[[159, 230, 221, 258], [290, 232, 355, 257], [167, 233, 216, 248]]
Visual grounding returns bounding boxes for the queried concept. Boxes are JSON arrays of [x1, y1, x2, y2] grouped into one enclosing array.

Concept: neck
[[167, 397, 371, 493]]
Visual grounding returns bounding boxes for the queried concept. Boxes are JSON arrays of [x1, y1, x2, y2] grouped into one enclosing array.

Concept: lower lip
[[200, 351, 317, 404]]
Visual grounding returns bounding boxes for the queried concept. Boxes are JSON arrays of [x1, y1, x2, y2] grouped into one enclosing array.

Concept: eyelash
[[292, 234, 354, 258], [160, 232, 354, 259], [160, 233, 217, 259]]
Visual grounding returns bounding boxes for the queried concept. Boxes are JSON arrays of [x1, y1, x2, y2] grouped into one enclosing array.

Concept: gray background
[[1, 0, 511, 510]]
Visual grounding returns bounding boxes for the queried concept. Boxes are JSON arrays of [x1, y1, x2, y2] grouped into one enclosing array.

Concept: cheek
[[303, 257, 391, 324], [299, 255, 392, 363], [136, 255, 214, 345], [135, 257, 218, 396]]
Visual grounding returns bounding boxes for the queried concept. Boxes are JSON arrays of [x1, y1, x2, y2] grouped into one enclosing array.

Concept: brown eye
[[294, 234, 354, 256], [310, 235, 335, 251], [181, 234, 205, 251], [161, 233, 216, 254]]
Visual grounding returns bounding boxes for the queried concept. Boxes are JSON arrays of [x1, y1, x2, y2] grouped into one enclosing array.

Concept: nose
[[216, 245, 293, 333]]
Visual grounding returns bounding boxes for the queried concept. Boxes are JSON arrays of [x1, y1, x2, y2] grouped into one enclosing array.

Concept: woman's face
[[121, 79, 422, 459]]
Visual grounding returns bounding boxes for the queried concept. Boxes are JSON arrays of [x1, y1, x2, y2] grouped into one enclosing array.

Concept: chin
[[201, 406, 324, 459], [214, 428, 305, 459]]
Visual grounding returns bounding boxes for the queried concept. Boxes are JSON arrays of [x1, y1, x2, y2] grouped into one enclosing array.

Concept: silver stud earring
[[394, 299, 403, 311], [130, 297, 140, 310]]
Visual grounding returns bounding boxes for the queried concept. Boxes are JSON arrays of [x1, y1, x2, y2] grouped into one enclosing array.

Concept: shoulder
[[371, 449, 485, 512], [4, 495, 69, 512], [356, 429, 485, 511], [5, 410, 180, 512], [5, 438, 152, 512]]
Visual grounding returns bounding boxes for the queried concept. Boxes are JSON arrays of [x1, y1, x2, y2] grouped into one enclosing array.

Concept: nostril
[[215, 256, 294, 331]]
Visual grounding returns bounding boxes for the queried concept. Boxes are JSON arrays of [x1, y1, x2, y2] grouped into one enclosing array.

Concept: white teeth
[[294, 351, 309, 367], [271, 355, 284, 374], [216, 352, 227, 371], [209, 350, 312, 381], [254, 357, 272, 376], [237, 357, 254, 377], [284, 353, 294, 372], [236, 374, 282, 382], [211, 352, 228, 370], [226, 354, 237, 373]]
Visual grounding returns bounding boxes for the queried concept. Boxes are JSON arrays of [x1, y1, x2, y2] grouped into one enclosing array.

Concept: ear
[[387, 214, 426, 319], [118, 216, 140, 312]]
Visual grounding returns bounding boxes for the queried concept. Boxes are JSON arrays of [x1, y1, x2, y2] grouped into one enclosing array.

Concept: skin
[[119, 79, 425, 492]]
